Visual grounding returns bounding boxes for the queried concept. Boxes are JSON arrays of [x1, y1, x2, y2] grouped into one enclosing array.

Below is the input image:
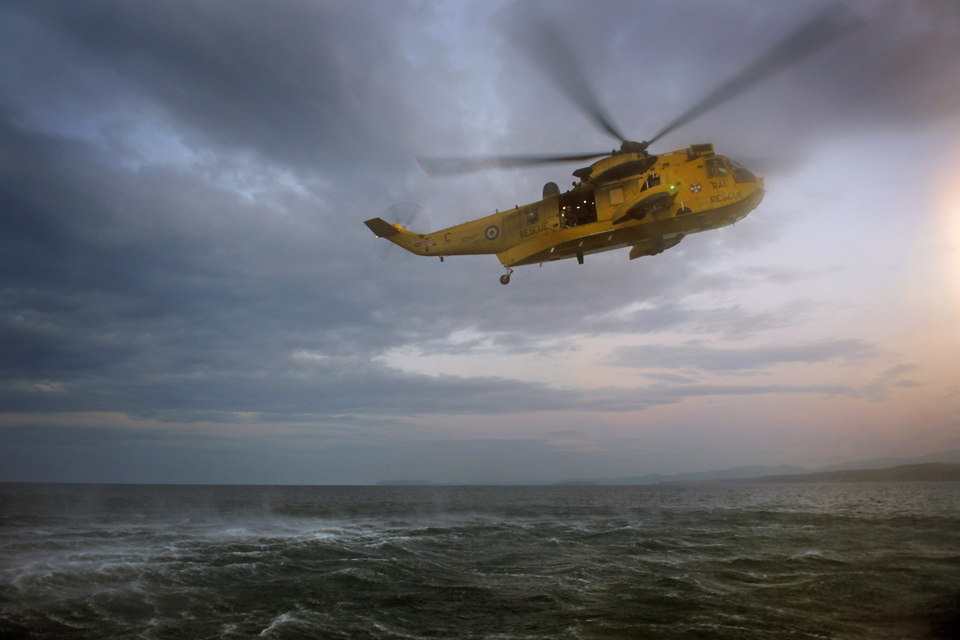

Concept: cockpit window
[[705, 157, 729, 178], [729, 159, 757, 183]]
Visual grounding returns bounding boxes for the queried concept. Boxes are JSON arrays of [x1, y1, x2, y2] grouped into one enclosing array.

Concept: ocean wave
[[2, 483, 959, 639]]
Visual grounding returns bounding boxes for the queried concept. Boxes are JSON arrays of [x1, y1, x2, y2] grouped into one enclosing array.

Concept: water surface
[[1, 483, 959, 639]]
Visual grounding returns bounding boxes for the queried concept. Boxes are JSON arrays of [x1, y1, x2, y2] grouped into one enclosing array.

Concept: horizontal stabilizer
[[364, 218, 400, 238]]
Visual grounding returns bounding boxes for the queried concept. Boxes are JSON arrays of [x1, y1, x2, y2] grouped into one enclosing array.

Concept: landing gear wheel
[[500, 274, 511, 285]]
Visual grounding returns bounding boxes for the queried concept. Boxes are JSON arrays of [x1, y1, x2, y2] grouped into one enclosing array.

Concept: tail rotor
[[375, 202, 430, 262]]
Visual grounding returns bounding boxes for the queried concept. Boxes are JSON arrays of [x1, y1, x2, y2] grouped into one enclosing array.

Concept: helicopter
[[365, 4, 857, 285]]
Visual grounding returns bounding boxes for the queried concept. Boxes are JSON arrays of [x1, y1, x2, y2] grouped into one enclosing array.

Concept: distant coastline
[[725, 462, 960, 484], [376, 463, 960, 486], [374, 451, 960, 486], [552, 463, 960, 486]]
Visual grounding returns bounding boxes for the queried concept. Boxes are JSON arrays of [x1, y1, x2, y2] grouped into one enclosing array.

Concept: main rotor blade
[[417, 151, 612, 177], [647, 3, 861, 147], [496, 5, 627, 143]]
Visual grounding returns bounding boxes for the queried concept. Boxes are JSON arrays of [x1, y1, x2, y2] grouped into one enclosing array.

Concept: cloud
[[863, 363, 922, 401], [1, 0, 957, 481], [478, 0, 960, 160], [5, 0, 427, 169], [610, 338, 885, 372], [0, 4, 935, 423]]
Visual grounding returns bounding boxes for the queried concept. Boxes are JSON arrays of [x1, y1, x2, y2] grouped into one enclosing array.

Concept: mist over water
[[1, 484, 959, 639]]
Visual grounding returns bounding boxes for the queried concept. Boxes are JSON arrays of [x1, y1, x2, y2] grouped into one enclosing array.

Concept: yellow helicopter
[[366, 5, 856, 285]]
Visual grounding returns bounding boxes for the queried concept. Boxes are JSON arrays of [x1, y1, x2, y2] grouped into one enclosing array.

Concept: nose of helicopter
[[728, 157, 765, 207], [752, 174, 765, 209]]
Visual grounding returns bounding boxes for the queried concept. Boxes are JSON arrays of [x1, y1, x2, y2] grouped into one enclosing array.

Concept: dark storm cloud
[[1, 0, 956, 436], [486, 0, 960, 159], [8, 0, 422, 169], [0, 108, 713, 421]]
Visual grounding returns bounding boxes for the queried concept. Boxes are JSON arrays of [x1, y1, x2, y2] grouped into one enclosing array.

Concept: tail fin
[[364, 218, 400, 238], [365, 216, 438, 257]]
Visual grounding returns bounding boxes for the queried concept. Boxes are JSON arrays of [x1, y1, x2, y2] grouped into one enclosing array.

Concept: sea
[[1, 483, 959, 639]]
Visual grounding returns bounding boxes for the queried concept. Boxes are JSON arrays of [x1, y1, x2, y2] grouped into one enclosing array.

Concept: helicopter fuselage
[[365, 144, 764, 272]]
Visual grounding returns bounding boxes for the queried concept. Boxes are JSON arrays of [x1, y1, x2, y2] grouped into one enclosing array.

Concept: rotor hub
[[620, 140, 649, 155]]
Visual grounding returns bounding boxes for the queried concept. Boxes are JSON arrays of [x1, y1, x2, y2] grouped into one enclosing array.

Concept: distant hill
[[591, 465, 811, 485], [379, 450, 960, 486], [814, 449, 960, 472], [566, 449, 960, 486], [733, 463, 960, 484]]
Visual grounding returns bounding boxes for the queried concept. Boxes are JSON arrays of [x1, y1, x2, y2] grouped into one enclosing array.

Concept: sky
[[2, 0, 960, 484]]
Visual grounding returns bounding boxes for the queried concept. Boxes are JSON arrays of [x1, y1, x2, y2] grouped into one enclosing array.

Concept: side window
[[706, 157, 729, 178], [641, 173, 661, 191]]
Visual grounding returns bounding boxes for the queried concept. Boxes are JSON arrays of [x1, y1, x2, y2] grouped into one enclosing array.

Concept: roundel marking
[[689, 182, 702, 193], [485, 225, 500, 240]]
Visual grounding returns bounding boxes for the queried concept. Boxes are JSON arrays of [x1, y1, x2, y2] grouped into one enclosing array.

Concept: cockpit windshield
[[728, 159, 757, 184]]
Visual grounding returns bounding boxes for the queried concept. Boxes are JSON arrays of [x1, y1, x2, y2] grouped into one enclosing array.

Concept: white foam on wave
[[258, 611, 300, 637]]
